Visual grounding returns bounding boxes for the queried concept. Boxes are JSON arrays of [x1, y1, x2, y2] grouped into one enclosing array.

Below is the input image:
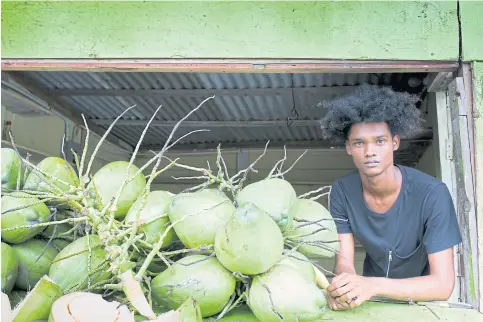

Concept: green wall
[[460, 2, 483, 62], [1, 1, 460, 60]]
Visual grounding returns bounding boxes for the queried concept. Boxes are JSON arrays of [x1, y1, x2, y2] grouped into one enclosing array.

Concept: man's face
[[345, 122, 399, 177]]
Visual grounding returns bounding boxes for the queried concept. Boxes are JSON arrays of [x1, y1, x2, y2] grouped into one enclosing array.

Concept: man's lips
[[364, 160, 380, 165]]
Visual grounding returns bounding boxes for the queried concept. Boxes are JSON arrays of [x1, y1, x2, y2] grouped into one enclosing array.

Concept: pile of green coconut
[[1, 98, 339, 322]]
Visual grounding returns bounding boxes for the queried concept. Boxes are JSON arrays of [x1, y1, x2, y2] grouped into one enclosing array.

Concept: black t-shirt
[[329, 165, 462, 279]]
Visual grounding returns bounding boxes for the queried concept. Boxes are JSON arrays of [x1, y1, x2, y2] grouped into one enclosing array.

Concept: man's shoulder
[[332, 165, 447, 196], [332, 170, 361, 188], [401, 165, 445, 192]]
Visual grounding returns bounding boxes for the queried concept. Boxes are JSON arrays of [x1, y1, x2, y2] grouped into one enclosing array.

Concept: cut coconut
[[1, 242, 19, 294], [214, 203, 284, 275], [11, 275, 63, 322], [1, 193, 51, 244], [120, 269, 156, 320], [312, 264, 330, 290], [48, 291, 135, 322], [285, 198, 339, 258], [2, 292, 12, 322], [168, 189, 235, 249], [236, 178, 297, 231]]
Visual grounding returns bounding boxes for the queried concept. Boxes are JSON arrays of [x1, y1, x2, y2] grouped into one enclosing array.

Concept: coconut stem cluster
[[1, 95, 340, 322]]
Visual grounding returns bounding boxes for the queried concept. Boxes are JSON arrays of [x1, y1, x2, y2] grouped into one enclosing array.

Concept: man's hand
[[327, 273, 376, 309], [326, 292, 350, 310]]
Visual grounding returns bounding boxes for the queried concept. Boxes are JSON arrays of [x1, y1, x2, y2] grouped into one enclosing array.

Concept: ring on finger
[[347, 296, 358, 304]]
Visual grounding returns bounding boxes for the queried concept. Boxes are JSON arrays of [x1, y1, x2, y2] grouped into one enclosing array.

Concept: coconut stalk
[[168, 141, 270, 200], [1, 96, 215, 319], [2, 95, 339, 320], [169, 141, 336, 278]]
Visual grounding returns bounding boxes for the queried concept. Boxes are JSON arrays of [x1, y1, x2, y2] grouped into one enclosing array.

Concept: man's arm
[[328, 180, 355, 276], [334, 233, 357, 275], [330, 246, 457, 308], [326, 233, 357, 310], [369, 247, 456, 301]]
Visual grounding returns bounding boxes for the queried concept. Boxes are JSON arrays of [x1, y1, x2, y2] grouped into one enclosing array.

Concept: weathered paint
[[473, 62, 483, 311], [0, 60, 460, 73], [460, 2, 483, 61], [449, 78, 479, 307], [1, 1, 459, 60]]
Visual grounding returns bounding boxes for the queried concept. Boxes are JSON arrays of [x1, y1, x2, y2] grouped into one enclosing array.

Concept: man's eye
[[354, 142, 362, 146], [377, 139, 385, 144]]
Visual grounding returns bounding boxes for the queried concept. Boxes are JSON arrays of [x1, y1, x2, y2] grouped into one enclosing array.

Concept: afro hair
[[319, 84, 424, 143]]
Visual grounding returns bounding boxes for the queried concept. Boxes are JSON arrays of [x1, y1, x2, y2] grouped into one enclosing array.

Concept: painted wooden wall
[[1, 1, 460, 60]]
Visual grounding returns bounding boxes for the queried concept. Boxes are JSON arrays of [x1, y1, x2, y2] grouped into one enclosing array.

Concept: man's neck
[[361, 165, 401, 198]]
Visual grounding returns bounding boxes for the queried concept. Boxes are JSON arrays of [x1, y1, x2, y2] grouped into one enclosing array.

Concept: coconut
[[88, 161, 146, 219], [1, 148, 24, 191], [125, 190, 176, 247], [168, 189, 235, 249], [12, 239, 59, 291], [1, 242, 18, 294], [214, 203, 284, 275], [279, 250, 315, 283], [248, 265, 326, 322], [41, 222, 72, 238], [151, 254, 236, 318], [48, 234, 111, 292], [236, 178, 297, 231], [1, 193, 51, 244], [11, 275, 63, 322], [23, 156, 79, 194], [218, 305, 260, 321], [285, 198, 339, 258], [40, 221, 73, 243], [49, 292, 135, 322]]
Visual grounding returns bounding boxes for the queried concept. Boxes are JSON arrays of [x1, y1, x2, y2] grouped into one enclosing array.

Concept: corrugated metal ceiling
[[2, 71, 430, 165], [24, 71, 395, 90]]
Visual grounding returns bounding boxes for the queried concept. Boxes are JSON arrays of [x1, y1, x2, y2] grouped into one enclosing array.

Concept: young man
[[319, 84, 462, 310]]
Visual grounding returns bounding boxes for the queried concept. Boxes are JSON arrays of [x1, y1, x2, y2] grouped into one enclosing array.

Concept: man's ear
[[345, 140, 352, 155], [393, 135, 400, 151]]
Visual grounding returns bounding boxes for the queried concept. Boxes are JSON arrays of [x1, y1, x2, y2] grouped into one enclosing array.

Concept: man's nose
[[364, 144, 376, 157]]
